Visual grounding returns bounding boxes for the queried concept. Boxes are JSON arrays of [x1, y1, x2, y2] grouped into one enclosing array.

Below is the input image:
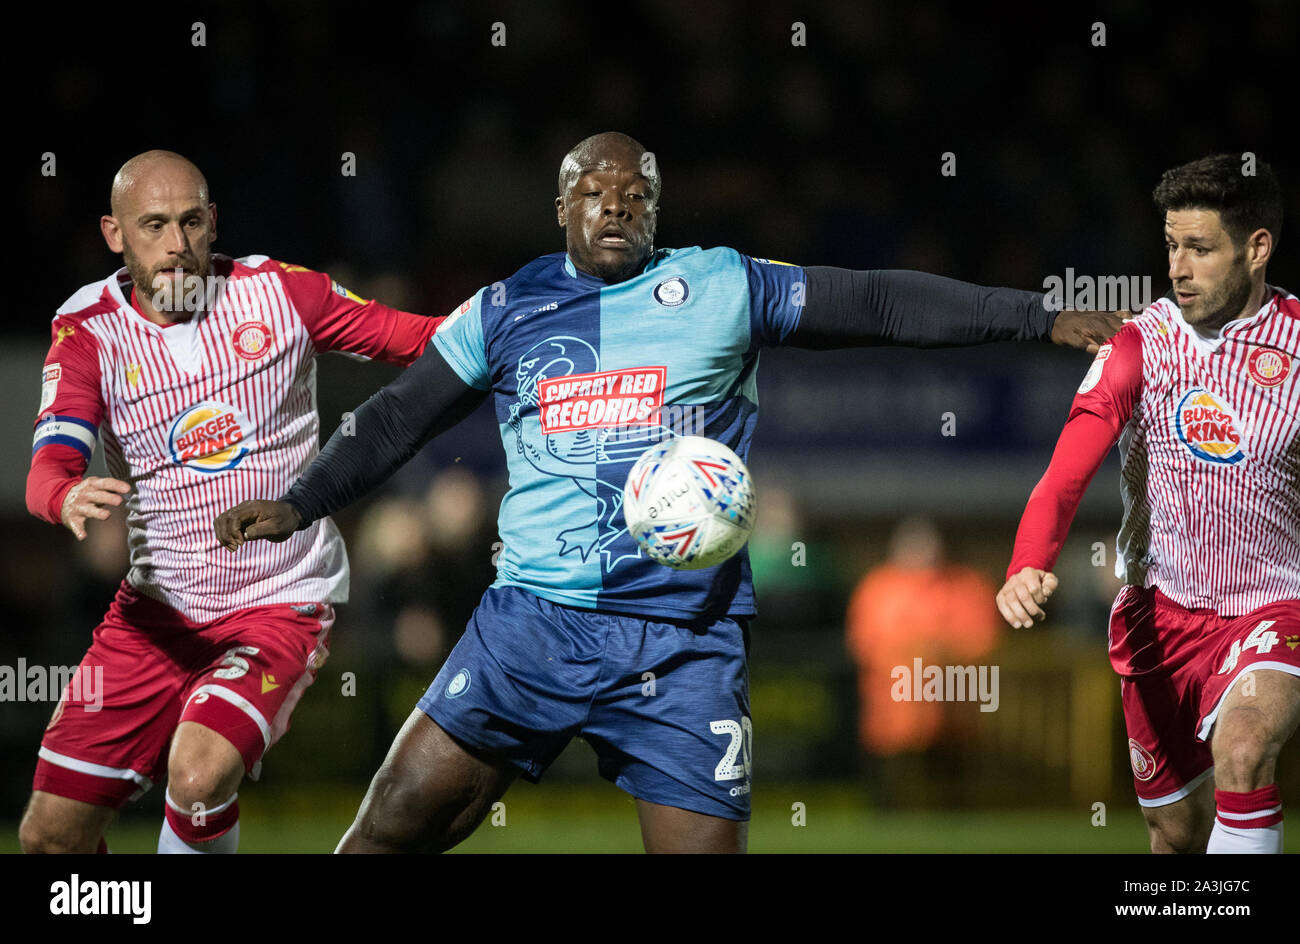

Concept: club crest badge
[[1246, 346, 1291, 388], [445, 669, 471, 699], [1128, 738, 1156, 781], [653, 277, 689, 308], [232, 321, 273, 361]]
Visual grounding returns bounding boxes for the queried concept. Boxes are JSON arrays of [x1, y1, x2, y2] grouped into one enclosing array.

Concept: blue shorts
[[418, 586, 753, 820]]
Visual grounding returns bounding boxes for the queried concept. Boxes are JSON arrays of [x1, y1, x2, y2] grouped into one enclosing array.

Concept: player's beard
[[585, 239, 654, 284], [1179, 252, 1254, 332], [122, 241, 211, 315], [589, 256, 644, 283]]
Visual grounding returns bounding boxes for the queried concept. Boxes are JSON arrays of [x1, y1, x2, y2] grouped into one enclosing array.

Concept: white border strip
[[1136, 766, 1214, 808], [1216, 804, 1282, 822], [185, 684, 272, 749], [1197, 662, 1300, 741], [38, 746, 153, 800], [38, 746, 151, 786], [165, 790, 238, 817]]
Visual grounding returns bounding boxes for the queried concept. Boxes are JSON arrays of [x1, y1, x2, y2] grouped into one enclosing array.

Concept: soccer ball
[[622, 435, 757, 570]]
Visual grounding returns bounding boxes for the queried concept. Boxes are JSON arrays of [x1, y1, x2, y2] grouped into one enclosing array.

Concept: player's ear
[[555, 196, 566, 228], [1246, 227, 1273, 272], [209, 203, 218, 243], [100, 215, 124, 253]]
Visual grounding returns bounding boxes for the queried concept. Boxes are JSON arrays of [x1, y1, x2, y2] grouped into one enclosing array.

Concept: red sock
[[1207, 785, 1283, 854], [164, 794, 240, 843], [1215, 785, 1283, 828]]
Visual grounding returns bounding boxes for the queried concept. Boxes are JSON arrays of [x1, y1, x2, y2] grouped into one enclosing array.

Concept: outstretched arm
[[789, 267, 1124, 352], [996, 324, 1143, 627], [215, 344, 486, 549], [278, 262, 441, 366]]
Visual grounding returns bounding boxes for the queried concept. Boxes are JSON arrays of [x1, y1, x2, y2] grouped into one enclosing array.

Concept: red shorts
[[33, 581, 334, 809], [1109, 585, 1300, 806]]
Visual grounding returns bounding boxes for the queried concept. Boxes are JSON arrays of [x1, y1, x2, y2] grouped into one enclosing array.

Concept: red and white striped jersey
[[1116, 291, 1299, 613], [1010, 288, 1299, 616], [28, 254, 440, 623]]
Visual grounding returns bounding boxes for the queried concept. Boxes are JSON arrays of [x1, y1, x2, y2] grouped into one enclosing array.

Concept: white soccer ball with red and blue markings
[[622, 435, 757, 570]]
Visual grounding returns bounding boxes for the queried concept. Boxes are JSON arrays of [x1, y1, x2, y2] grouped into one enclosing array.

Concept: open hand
[[61, 476, 131, 541]]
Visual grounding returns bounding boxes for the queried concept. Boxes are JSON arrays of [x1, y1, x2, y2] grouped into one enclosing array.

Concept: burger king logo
[[168, 401, 253, 472], [1174, 388, 1246, 465], [1128, 738, 1156, 782], [231, 320, 273, 361], [1246, 346, 1291, 388]]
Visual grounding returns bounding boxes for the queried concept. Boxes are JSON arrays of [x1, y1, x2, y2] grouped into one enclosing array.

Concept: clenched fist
[[996, 566, 1060, 629], [214, 500, 302, 552]]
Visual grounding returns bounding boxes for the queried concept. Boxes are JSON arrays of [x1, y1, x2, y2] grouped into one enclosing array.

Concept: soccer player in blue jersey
[[215, 132, 1123, 853]]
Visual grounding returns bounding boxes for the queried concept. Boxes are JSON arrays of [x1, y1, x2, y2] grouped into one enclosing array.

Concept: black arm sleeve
[[282, 344, 489, 528], [790, 267, 1056, 349]]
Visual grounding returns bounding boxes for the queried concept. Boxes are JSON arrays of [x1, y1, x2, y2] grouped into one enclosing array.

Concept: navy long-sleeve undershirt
[[283, 266, 1055, 527]]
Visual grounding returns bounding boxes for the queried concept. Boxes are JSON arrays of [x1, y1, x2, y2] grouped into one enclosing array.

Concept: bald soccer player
[[21, 151, 442, 853], [219, 132, 1124, 853]]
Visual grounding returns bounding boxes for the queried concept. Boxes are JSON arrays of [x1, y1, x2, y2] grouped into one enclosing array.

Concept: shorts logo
[[653, 277, 689, 307], [231, 320, 273, 361], [1246, 346, 1291, 388], [1174, 388, 1245, 464], [168, 401, 253, 473], [445, 669, 471, 699], [1128, 738, 1156, 781]]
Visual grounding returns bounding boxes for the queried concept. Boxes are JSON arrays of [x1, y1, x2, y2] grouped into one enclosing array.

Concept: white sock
[[1207, 818, 1282, 854], [158, 817, 240, 854], [1206, 786, 1283, 854]]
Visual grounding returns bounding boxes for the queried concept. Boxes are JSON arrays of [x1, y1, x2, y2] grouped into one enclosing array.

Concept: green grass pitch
[[6, 781, 1271, 853]]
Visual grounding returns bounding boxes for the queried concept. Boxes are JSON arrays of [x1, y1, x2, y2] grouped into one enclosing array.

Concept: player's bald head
[[101, 150, 218, 320], [558, 132, 660, 202], [110, 150, 209, 217]]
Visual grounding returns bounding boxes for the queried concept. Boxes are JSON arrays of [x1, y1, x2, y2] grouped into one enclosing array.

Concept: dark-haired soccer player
[[999, 154, 1299, 853], [218, 131, 1123, 853]]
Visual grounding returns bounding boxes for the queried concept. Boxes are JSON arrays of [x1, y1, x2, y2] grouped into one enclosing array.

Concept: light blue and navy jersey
[[433, 247, 805, 620]]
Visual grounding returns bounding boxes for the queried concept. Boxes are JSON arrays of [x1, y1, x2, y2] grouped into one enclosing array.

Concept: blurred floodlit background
[[2, 1, 1296, 851]]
